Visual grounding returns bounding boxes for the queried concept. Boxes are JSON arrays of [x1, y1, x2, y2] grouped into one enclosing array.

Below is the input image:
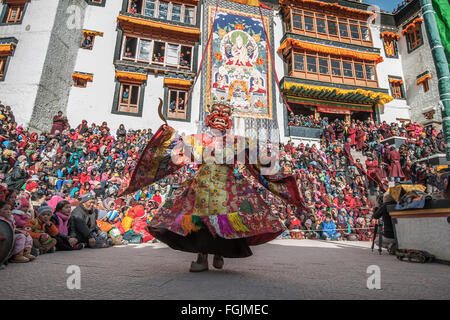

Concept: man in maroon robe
[[365, 153, 382, 195], [343, 138, 354, 164], [355, 126, 366, 151], [387, 146, 405, 181], [347, 124, 357, 148]]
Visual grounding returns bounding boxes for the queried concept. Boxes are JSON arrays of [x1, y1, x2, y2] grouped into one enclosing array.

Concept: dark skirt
[[147, 226, 254, 258]]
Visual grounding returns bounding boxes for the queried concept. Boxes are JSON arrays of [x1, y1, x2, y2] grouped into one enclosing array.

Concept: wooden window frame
[[354, 62, 365, 79], [327, 16, 338, 36], [132, 0, 197, 25], [406, 27, 423, 52], [73, 78, 87, 88], [316, 14, 327, 34], [331, 59, 341, 76], [286, 50, 378, 87], [121, 35, 193, 70], [118, 83, 141, 114], [306, 55, 317, 73], [383, 38, 398, 59], [292, 12, 303, 30], [4, 4, 25, 24], [121, 36, 138, 61], [303, 11, 315, 32], [293, 53, 304, 71], [389, 79, 405, 99], [342, 60, 353, 78], [167, 88, 188, 120], [365, 65, 375, 81], [285, 8, 372, 46], [422, 79, 430, 92], [349, 21, 360, 40], [318, 57, 329, 75], [0, 56, 7, 80], [81, 34, 95, 50]]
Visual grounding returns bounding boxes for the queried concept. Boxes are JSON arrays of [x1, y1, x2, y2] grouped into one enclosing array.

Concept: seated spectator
[[0, 200, 36, 263], [300, 219, 319, 239], [71, 193, 112, 248], [82, 35, 93, 50], [23, 205, 58, 254], [51, 200, 84, 251], [319, 214, 341, 241]]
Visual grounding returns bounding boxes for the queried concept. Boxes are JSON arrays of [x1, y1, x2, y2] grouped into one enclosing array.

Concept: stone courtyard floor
[[0, 239, 448, 300]]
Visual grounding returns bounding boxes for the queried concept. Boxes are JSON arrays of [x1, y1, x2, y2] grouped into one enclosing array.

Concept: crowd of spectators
[[0, 103, 446, 267]]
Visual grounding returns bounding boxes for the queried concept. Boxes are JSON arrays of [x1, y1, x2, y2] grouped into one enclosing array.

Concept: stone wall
[[29, 0, 87, 131]]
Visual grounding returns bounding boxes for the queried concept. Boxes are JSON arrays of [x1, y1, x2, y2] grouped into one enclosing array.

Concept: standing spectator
[[51, 111, 67, 135], [387, 146, 404, 182]]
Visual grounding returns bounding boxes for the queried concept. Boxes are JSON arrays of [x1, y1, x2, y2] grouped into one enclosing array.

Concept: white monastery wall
[[0, 0, 59, 127]]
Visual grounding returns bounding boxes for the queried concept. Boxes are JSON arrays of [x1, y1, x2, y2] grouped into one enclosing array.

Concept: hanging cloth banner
[[317, 106, 350, 115]]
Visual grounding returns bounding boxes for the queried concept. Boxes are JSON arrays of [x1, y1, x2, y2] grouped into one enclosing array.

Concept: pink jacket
[[12, 210, 31, 229]]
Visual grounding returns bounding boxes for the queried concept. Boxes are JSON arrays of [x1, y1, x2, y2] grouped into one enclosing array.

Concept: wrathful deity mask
[[205, 103, 233, 131]]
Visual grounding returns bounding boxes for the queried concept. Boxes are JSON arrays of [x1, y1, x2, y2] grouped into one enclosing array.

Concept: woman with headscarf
[[51, 200, 84, 250]]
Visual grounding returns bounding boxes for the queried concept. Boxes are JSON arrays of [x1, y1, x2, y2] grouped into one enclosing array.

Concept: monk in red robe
[[387, 146, 404, 181]]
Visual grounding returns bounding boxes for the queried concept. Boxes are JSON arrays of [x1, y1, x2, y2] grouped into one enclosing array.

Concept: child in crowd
[[0, 201, 36, 263], [12, 196, 32, 228], [23, 205, 58, 254]]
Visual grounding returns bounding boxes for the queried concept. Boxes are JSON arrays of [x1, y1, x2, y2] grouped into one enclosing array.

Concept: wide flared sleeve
[[246, 163, 305, 209], [118, 125, 184, 196]]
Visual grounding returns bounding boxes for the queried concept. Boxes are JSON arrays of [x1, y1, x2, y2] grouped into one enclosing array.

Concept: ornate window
[[164, 78, 192, 121], [402, 18, 424, 52], [0, 39, 17, 81], [287, 51, 377, 86], [381, 31, 399, 58], [121, 35, 193, 70], [388, 78, 405, 99], [113, 70, 147, 116], [417, 72, 431, 93], [81, 30, 104, 50], [2, 0, 29, 24], [72, 72, 93, 88], [118, 83, 141, 114], [128, 0, 197, 25], [0, 56, 7, 80]]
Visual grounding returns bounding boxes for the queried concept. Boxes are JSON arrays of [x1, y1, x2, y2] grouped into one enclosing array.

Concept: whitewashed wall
[[66, 0, 200, 135], [0, 0, 59, 127], [372, 25, 411, 123], [273, 9, 289, 143], [397, 15, 440, 125]]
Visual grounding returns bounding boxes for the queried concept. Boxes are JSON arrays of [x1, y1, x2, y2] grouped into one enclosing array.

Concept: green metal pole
[[420, 0, 450, 160]]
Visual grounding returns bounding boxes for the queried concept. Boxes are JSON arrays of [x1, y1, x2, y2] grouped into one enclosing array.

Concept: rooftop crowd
[[0, 103, 446, 266]]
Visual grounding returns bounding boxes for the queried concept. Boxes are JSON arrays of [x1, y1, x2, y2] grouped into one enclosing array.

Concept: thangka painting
[[206, 6, 273, 120]]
